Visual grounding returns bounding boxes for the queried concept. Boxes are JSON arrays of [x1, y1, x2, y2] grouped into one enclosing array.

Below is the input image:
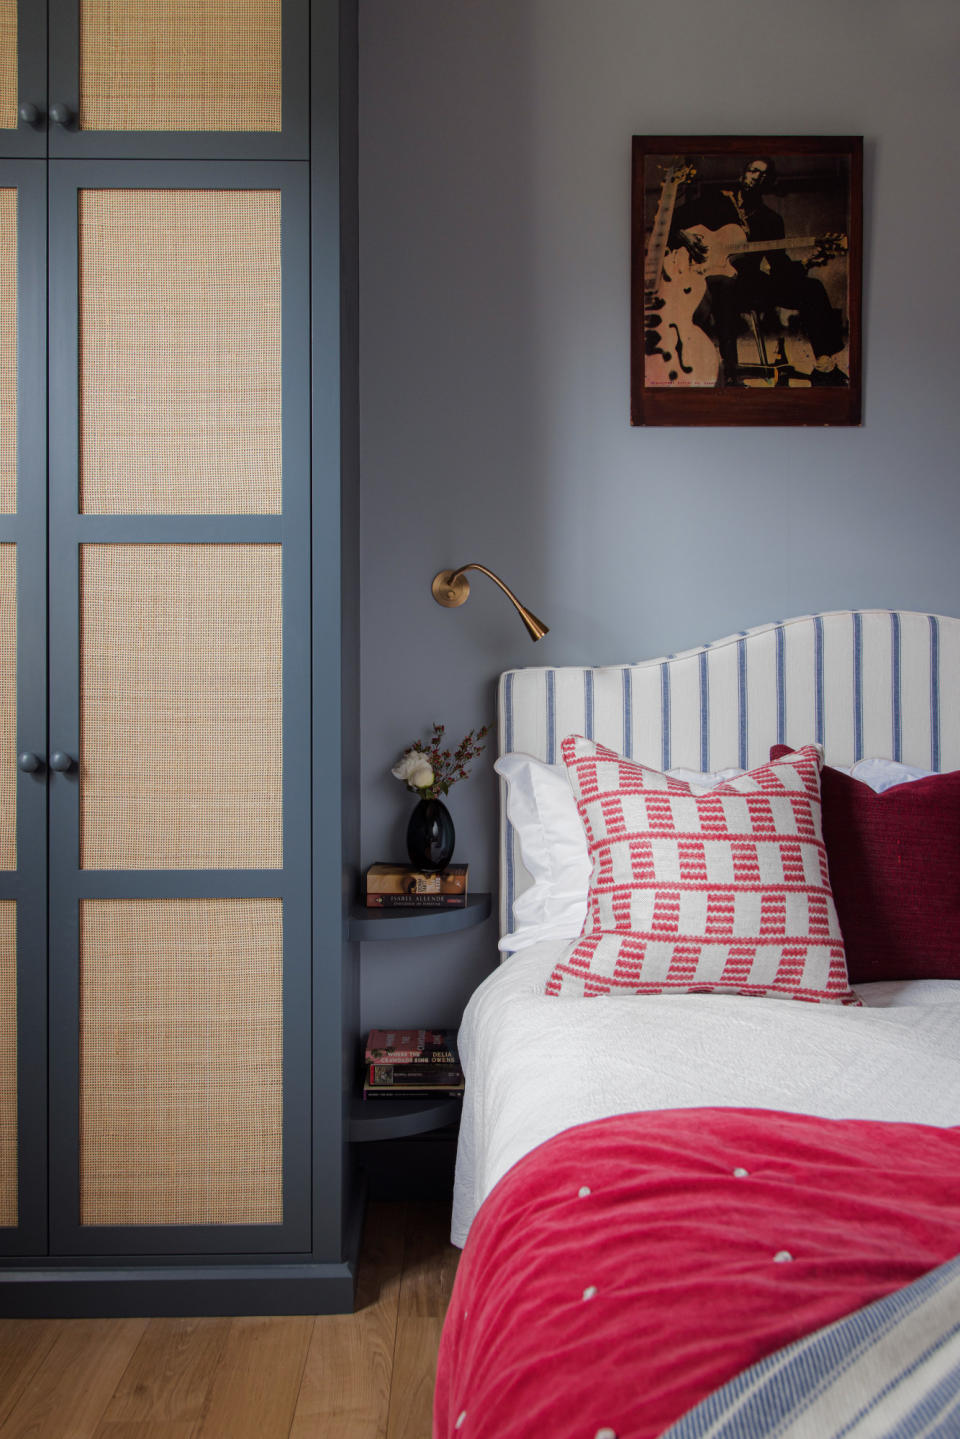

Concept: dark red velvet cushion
[[771, 745, 960, 983]]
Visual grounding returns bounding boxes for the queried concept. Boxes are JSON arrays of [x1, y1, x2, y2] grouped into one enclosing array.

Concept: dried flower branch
[[391, 722, 491, 799]]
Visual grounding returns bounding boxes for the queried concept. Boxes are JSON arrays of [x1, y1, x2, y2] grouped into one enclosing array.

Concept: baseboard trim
[[0, 1260, 357, 1318]]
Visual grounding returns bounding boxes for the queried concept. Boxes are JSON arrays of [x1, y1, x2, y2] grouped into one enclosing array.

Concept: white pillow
[[495, 754, 590, 952], [496, 753, 744, 953], [841, 758, 935, 792]]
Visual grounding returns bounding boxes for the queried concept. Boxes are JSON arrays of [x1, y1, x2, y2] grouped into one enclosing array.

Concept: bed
[[435, 610, 960, 1439]]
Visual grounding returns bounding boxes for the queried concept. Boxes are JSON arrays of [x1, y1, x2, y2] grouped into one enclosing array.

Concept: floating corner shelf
[[347, 891, 491, 941]]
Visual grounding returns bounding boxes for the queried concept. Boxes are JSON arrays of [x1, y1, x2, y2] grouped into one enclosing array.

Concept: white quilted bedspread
[[451, 944, 960, 1245]]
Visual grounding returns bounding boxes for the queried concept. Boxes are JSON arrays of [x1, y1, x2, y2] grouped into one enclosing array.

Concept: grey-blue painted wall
[[357, 0, 960, 1029]]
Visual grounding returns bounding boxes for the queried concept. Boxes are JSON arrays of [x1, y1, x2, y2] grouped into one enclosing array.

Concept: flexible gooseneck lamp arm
[[431, 564, 549, 641]]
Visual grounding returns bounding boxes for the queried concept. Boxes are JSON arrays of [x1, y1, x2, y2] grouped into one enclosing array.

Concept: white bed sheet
[[451, 942, 960, 1245]]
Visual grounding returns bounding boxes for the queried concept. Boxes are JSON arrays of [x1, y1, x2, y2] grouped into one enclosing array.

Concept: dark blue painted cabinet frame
[[0, 161, 48, 1259], [4, 0, 308, 160], [0, 0, 361, 1314], [45, 159, 313, 1261]]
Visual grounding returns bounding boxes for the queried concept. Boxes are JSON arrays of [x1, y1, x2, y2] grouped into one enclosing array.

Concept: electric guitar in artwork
[[643, 164, 720, 388], [676, 225, 848, 279]]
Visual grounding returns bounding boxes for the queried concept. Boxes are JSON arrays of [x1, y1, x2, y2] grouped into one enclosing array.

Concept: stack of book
[[363, 1028, 465, 1100], [364, 862, 469, 909]]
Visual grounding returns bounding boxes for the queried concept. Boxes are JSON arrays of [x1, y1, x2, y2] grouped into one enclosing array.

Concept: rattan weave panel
[[0, 1, 15, 133], [80, 544, 282, 871], [80, 898, 282, 1226], [0, 545, 15, 872], [79, 189, 282, 515], [79, 0, 282, 133], [0, 189, 17, 516], [0, 902, 15, 1227]]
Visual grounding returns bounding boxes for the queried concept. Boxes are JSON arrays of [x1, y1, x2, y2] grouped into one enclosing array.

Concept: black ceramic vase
[[406, 798, 455, 872]]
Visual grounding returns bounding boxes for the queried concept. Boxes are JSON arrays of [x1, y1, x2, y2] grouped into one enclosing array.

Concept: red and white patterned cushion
[[546, 737, 858, 1004]]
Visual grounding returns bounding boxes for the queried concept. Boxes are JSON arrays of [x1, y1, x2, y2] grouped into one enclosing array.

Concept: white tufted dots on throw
[[455, 1411, 467, 1429], [595, 1429, 618, 1439], [578, 1186, 591, 1198], [582, 1285, 597, 1300], [773, 1250, 794, 1263], [733, 1167, 749, 1178]]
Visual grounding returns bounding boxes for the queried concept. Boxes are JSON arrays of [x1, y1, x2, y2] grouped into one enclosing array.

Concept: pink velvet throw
[[434, 1108, 960, 1439]]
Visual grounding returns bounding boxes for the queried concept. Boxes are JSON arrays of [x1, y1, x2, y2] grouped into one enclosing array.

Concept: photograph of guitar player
[[645, 154, 849, 389]]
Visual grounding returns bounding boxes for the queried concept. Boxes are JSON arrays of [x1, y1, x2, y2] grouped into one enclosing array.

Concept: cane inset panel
[[78, 0, 282, 134], [78, 189, 282, 515], [0, 1, 15, 134], [0, 189, 17, 516], [79, 897, 283, 1227], [0, 902, 15, 1227], [79, 544, 282, 871], [0, 545, 15, 872]]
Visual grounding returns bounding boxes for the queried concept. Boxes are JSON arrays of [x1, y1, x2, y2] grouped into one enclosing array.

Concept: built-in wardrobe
[[0, 0, 360, 1315]]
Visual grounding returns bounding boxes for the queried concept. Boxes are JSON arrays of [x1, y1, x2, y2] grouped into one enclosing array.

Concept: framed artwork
[[630, 135, 862, 426]]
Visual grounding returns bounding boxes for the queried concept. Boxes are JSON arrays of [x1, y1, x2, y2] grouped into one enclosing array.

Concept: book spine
[[365, 893, 466, 909], [364, 1052, 457, 1066], [368, 1063, 463, 1086], [365, 865, 467, 888], [363, 1087, 464, 1100]]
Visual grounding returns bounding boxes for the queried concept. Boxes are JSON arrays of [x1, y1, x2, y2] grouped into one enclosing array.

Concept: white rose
[[391, 749, 428, 783], [409, 762, 434, 789]]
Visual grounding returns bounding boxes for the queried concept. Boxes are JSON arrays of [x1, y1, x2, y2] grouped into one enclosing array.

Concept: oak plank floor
[[0, 1321, 61, 1429], [0, 1203, 459, 1439], [95, 1318, 232, 1434], [290, 1198, 406, 1439], [0, 1319, 149, 1438]]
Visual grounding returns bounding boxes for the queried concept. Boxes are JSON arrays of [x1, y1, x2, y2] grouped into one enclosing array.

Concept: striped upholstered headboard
[[497, 610, 960, 936]]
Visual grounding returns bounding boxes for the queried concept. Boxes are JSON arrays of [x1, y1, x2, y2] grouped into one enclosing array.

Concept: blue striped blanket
[[664, 1255, 960, 1438]]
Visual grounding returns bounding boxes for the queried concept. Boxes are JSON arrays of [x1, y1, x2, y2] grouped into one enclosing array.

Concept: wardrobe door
[[47, 0, 307, 159], [47, 162, 311, 1256], [0, 162, 46, 1256], [0, 3, 46, 159]]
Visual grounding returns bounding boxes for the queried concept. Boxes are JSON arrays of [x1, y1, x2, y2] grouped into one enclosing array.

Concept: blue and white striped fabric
[[498, 611, 960, 937], [662, 1254, 960, 1438]]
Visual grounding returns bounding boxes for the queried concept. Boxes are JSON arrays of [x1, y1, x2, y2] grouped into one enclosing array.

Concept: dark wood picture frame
[[631, 135, 862, 426]]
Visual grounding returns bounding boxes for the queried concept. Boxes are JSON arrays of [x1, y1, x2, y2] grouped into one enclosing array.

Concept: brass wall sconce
[[431, 564, 549, 641]]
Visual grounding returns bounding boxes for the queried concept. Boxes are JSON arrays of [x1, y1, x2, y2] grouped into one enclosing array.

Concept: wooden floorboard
[[93, 1318, 232, 1434], [196, 1316, 314, 1439], [91, 1422, 201, 1439], [0, 1320, 62, 1430], [289, 1204, 404, 1439], [0, 1318, 148, 1438], [0, 1201, 459, 1439], [385, 1320, 445, 1439], [397, 1203, 460, 1321]]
